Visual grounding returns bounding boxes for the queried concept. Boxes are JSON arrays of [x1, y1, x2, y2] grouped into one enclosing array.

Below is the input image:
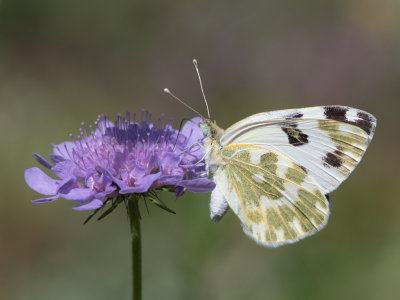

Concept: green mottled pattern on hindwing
[[222, 145, 329, 245], [229, 161, 283, 205], [228, 149, 280, 174], [260, 152, 279, 174], [296, 188, 327, 227], [246, 210, 263, 223], [285, 165, 307, 185], [227, 149, 284, 204]]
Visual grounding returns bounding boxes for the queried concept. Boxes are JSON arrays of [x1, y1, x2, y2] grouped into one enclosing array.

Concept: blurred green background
[[1, 0, 399, 299]]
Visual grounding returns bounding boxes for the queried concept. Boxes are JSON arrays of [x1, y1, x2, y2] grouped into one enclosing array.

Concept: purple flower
[[25, 111, 215, 211]]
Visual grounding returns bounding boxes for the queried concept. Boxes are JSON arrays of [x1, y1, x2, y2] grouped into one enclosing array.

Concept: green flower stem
[[128, 196, 142, 300]]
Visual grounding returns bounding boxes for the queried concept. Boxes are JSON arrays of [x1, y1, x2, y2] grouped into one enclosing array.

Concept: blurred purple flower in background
[[24, 111, 215, 211]]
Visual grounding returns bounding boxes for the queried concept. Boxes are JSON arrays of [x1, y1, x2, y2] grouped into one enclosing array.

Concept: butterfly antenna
[[193, 59, 211, 119], [163, 88, 205, 119]]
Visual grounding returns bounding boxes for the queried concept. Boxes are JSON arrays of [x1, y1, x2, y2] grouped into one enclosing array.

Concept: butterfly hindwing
[[220, 106, 376, 194], [214, 144, 330, 247]]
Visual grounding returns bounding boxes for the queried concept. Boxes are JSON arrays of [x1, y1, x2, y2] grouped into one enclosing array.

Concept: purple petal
[[160, 153, 181, 171], [120, 172, 161, 194], [49, 154, 66, 164], [24, 167, 60, 195], [100, 172, 113, 187], [34, 153, 53, 169], [72, 199, 103, 211], [177, 178, 216, 193], [52, 160, 83, 179], [147, 155, 159, 172], [56, 177, 77, 194], [105, 169, 129, 190], [59, 188, 94, 202], [179, 117, 204, 161], [129, 166, 146, 180], [175, 186, 185, 198], [157, 175, 182, 186], [95, 186, 117, 200], [31, 195, 59, 203], [85, 173, 97, 189], [181, 117, 203, 146]]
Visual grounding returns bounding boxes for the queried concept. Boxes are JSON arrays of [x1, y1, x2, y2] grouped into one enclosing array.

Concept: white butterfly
[[165, 60, 377, 247]]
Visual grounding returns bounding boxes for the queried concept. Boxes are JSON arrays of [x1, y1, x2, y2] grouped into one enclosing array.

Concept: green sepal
[[97, 196, 125, 221], [147, 196, 176, 214], [83, 196, 125, 224], [83, 197, 115, 224], [83, 186, 178, 224]]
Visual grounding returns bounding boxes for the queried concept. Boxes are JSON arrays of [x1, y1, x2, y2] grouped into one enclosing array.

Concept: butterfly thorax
[[200, 119, 225, 174]]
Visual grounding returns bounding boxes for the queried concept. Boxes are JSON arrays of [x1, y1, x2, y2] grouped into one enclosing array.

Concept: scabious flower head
[[25, 111, 215, 211]]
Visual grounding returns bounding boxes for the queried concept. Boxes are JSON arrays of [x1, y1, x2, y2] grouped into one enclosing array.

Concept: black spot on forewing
[[323, 150, 343, 168], [324, 106, 374, 135], [355, 111, 374, 135], [281, 126, 309, 146], [324, 106, 348, 121]]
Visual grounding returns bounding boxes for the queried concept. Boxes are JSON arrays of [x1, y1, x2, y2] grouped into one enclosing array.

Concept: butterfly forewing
[[216, 144, 330, 247], [220, 106, 376, 194]]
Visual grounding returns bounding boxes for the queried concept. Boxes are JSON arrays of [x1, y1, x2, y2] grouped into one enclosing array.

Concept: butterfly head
[[200, 119, 224, 140]]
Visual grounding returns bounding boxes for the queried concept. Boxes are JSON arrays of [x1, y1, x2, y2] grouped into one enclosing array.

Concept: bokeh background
[[1, 1, 399, 299]]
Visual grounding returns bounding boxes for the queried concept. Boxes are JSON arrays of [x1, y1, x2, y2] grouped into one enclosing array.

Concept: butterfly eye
[[211, 128, 216, 135]]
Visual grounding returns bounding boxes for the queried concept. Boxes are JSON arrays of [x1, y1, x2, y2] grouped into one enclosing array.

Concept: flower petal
[[34, 153, 53, 169], [175, 186, 185, 198], [181, 117, 203, 146], [59, 188, 94, 202], [72, 199, 103, 211], [160, 153, 181, 172], [105, 169, 128, 190], [31, 195, 59, 203], [120, 172, 162, 194], [49, 154, 66, 164], [101, 172, 113, 187], [24, 167, 60, 195], [52, 160, 84, 180], [129, 165, 146, 180], [157, 175, 182, 186], [56, 177, 77, 194], [95, 186, 117, 200], [177, 178, 216, 193]]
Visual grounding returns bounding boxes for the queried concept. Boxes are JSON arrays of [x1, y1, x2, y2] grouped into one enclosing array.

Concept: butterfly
[[165, 60, 377, 247]]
